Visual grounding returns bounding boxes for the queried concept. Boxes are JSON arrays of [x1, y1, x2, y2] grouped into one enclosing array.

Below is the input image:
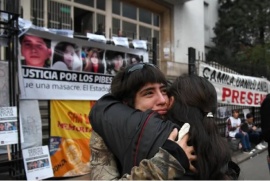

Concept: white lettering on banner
[[200, 63, 268, 92], [79, 74, 93, 82], [22, 67, 113, 84], [23, 68, 58, 80], [59, 72, 77, 81], [94, 75, 112, 84]]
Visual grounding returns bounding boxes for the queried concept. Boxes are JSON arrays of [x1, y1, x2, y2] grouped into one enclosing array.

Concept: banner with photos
[[49, 100, 95, 177], [199, 62, 269, 107], [18, 28, 148, 100]]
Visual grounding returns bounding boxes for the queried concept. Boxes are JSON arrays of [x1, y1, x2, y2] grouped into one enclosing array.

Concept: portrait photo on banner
[[105, 50, 126, 75], [51, 41, 82, 71], [126, 53, 142, 66], [81, 46, 105, 74], [19, 34, 52, 68]]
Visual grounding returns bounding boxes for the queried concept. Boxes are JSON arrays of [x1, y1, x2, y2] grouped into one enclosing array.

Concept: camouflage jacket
[[89, 131, 186, 180]]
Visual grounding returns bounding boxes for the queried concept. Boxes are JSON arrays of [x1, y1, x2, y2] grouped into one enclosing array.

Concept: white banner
[[199, 62, 269, 107], [18, 29, 148, 100], [112, 37, 129, 48], [0, 61, 9, 107], [20, 67, 112, 100]]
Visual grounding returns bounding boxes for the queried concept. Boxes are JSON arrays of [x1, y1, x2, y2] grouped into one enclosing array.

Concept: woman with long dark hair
[[167, 75, 234, 179], [52, 42, 82, 71]]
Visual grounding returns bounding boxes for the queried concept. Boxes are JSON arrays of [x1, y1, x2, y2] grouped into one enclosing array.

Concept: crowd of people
[[227, 109, 266, 154]]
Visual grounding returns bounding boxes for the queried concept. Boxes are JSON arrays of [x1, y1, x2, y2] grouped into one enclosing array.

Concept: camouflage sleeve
[[89, 131, 120, 180], [120, 148, 186, 180], [90, 131, 185, 180]]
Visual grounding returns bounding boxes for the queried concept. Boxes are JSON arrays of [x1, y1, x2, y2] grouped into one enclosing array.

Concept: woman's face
[[63, 45, 75, 68], [134, 83, 169, 116], [90, 52, 99, 64], [113, 55, 123, 71], [131, 57, 138, 64]]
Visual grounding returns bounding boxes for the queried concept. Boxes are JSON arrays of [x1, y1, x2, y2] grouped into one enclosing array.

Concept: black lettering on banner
[[203, 65, 269, 93], [53, 159, 67, 173], [202, 67, 210, 80], [36, 83, 50, 89], [83, 85, 88, 91], [25, 83, 34, 88], [0, 107, 14, 117]]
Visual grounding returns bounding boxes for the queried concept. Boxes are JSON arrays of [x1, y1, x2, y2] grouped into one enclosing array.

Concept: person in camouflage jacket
[[89, 130, 187, 180], [89, 63, 196, 180]]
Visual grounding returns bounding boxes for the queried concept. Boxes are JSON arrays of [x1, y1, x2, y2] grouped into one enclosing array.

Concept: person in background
[[0, 123, 5, 131], [20, 34, 52, 68], [5, 122, 16, 131], [129, 56, 141, 65], [117, 29, 125, 37], [241, 113, 266, 150], [95, 23, 105, 36], [52, 42, 82, 71], [227, 109, 255, 154], [83, 49, 105, 73], [260, 94, 270, 173]]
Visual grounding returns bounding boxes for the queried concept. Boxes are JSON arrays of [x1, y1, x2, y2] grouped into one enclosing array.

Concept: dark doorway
[[74, 7, 93, 35]]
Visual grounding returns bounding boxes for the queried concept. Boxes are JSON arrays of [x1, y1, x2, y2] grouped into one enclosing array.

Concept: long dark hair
[[167, 74, 232, 179], [52, 42, 76, 65]]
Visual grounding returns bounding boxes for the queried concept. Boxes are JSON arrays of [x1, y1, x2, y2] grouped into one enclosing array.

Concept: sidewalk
[[231, 143, 268, 164]]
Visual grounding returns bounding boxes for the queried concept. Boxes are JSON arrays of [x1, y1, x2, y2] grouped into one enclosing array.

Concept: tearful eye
[[144, 91, 153, 96]]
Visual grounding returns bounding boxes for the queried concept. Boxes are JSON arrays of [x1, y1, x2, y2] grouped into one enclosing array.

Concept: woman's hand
[[168, 128, 197, 173]]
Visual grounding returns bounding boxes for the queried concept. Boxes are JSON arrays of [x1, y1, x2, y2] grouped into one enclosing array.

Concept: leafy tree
[[207, 0, 270, 78]]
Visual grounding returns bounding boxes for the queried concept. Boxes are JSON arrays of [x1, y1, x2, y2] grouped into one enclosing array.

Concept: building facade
[[20, 0, 218, 78]]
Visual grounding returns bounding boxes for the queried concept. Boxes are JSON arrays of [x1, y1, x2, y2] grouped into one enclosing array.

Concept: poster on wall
[[22, 146, 53, 180], [0, 107, 18, 145], [217, 106, 232, 119], [0, 61, 9, 107], [199, 62, 269, 107], [49, 100, 95, 177], [20, 100, 42, 149], [18, 28, 148, 100]]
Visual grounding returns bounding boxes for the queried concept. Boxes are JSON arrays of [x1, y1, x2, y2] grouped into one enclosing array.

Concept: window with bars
[[28, 0, 161, 61], [31, 0, 44, 27], [47, 1, 72, 29], [112, 0, 161, 61]]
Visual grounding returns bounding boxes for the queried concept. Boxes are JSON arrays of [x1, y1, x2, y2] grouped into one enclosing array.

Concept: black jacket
[[90, 94, 180, 175]]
